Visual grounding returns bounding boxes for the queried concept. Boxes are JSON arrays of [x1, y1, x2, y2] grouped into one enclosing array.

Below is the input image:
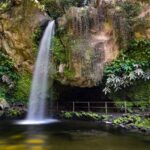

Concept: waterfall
[[83, 0, 88, 6], [17, 21, 57, 125]]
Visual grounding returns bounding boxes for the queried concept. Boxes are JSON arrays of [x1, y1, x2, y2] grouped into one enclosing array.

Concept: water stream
[[17, 21, 57, 125]]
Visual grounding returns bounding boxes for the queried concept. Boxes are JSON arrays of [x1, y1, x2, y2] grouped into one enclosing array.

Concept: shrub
[[113, 114, 142, 125], [0, 0, 10, 12], [60, 111, 111, 121], [117, 1, 141, 22], [103, 39, 150, 94], [40, 0, 85, 19], [0, 51, 19, 100], [14, 73, 31, 103]]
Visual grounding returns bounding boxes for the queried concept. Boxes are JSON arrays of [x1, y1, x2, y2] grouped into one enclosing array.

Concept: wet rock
[[119, 124, 126, 129], [0, 0, 49, 73], [0, 98, 10, 110], [139, 127, 147, 133]]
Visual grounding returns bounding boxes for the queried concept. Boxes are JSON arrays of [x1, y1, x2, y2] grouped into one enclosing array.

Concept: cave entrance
[[53, 82, 114, 112]]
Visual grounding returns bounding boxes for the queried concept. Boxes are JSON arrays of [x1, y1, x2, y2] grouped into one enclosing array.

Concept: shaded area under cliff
[[54, 81, 109, 102], [52, 81, 115, 112]]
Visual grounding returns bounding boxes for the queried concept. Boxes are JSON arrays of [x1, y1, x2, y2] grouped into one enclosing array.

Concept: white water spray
[[84, 0, 88, 6], [17, 21, 57, 125]]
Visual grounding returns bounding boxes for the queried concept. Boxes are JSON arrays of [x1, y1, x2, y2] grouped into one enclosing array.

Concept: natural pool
[[0, 121, 149, 150]]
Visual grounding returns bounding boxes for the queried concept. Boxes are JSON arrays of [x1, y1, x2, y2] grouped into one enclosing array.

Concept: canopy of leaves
[[40, 0, 85, 19], [103, 39, 150, 95]]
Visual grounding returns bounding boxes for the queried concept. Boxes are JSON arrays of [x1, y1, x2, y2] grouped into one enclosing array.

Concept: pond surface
[[0, 120, 149, 150]]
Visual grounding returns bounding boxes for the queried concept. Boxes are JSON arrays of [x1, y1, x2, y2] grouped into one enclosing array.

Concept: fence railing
[[52, 101, 150, 114]]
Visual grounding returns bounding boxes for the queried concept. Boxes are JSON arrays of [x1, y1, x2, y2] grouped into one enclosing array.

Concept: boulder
[[0, 98, 10, 110]]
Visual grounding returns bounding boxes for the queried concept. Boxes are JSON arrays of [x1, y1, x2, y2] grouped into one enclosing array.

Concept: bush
[[0, 51, 19, 101], [113, 114, 142, 125], [103, 39, 150, 94], [40, 0, 85, 19], [0, 51, 19, 85], [126, 39, 150, 61], [0, 0, 10, 12], [137, 118, 150, 128], [117, 1, 141, 23], [14, 73, 31, 103], [60, 111, 111, 121]]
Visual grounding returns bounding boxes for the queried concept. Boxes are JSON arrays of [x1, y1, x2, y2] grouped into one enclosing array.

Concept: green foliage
[[118, 1, 141, 22], [137, 118, 150, 128], [63, 69, 75, 79], [32, 26, 42, 46], [104, 59, 149, 76], [0, 87, 6, 98], [103, 39, 150, 94], [113, 114, 142, 125], [4, 108, 22, 118], [103, 60, 150, 94], [0, 51, 19, 100], [40, 0, 84, 19], [14, 73, 31, 103], [113, 114, 150, 128], [126, 39, 150, 61], [109, 80, 150, 109], [53, 37, 67, 63], [41, 0, 63, 19], [114, 100, 149, 113], [32, 26, 43, 55], [0, 0, 10, 12], [0, 51, 19, 83], [53, 35, 75, 79], [61, 111, 111, 121]]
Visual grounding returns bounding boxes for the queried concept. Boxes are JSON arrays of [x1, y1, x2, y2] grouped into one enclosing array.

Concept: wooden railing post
[[124, 101, 127, 114], [88, 102, 90, 112], [73, 101, 75, 112], [105, 102, 108, 115], [56, 101, 59, 112]]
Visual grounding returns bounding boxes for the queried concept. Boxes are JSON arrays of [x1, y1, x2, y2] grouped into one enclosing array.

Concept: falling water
[[83, 0, 88, 6], [17, 21, 57, 125]]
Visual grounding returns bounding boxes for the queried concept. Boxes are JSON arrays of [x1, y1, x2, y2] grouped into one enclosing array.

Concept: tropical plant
[[0, 51, 19, 88], [103, 59, 150, 94], [14, 73, 31, 102], [103, 39, 150, 95]]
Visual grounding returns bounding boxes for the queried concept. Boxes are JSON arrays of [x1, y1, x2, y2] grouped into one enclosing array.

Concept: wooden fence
[[52, 101, 150, 114]]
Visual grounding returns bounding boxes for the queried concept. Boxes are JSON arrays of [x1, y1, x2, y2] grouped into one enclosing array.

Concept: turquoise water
[[0, 121, 149, 150]]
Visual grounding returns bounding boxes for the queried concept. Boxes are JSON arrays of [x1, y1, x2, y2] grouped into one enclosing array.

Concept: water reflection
[[25, 126, 48, 150], [0, 121, 150, 150], [0, 125, 49, 150]]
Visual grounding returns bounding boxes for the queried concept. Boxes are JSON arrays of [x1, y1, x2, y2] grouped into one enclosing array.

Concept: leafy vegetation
[[0, 51, 19, 84], [53, 35, 76, 79], [0, 51, 19, 99], [0, 0, 10, 12], [40, 0, 85, 19], [14, 73, 31, 103], [103, 39, 150, 94], [114, 100, 149, 113], [113, 114, 142, 125], [53, 37, 67, 64], [126, 39, 150, 61], [61, 111, 111, 121], [113, 114, 150, 129], [117, 1, 141, 24], [32, 26, 43, 55], [3, 107, 26, 118], [61, 111, 150, 129], [138, 118, 150, 128]]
